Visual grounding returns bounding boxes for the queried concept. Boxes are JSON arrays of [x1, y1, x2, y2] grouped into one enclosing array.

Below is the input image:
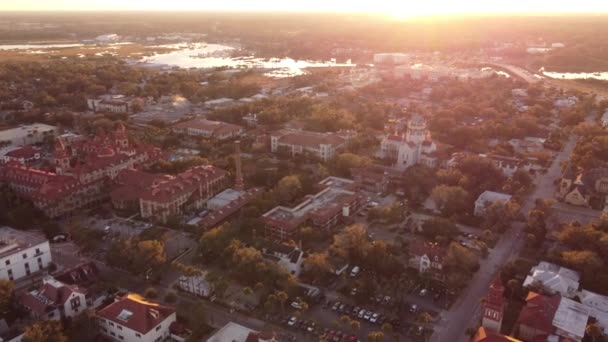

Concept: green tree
[[431, 185, 471, 217], [0, 279, 14, 314], [421, 218, 459, 241], [23, 321, 67, 342], [367, 331, 385, 342], [586, 323, 603, 342], [276, 175, 302, 204], [330, 224, 371, 263]]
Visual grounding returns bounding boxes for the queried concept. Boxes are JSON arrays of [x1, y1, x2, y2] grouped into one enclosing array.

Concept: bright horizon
[[2, 0, 608, 17]]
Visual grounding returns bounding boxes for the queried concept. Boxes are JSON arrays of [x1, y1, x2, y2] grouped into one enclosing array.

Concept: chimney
[[234, 141, 244, 191]]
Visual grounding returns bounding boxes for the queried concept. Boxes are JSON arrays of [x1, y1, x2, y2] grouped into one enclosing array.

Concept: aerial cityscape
[[0, 2, 608, 342]]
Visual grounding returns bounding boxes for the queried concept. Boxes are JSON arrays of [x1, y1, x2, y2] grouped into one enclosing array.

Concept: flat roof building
[[0, 124, 58, 148], [0, 226, 52, 281]]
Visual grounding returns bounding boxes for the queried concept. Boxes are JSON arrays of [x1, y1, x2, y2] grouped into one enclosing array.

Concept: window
[[119, 335, 124, 340], [25, 262, 29, 269], [156, 325, 161, 332], [22, 253, 27, 259], [4, 260, 9, 266], [7, 269, 12, 275], [110, 332, 116, 337], [136, 333, 141, 338], [102, 327, 107, 333], [117, 326, 122, 330], [109, 322, 114, 327], [35, 248, 40, 254]]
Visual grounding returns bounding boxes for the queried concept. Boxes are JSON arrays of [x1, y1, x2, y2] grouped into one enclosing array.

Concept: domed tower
[[114, 122, 129, 150], [54, 138, 71, 175], [406, 115, 428, 145]]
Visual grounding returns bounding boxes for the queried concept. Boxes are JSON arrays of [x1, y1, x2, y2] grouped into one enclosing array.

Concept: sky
[[2, 0, 608, 16]]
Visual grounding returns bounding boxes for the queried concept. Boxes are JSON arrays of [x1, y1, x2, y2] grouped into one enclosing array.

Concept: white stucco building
[[0, 124, 58, 148], [0, 226, 52, 281], [379, 115, 437, 170], [97, 293, 177, 342]]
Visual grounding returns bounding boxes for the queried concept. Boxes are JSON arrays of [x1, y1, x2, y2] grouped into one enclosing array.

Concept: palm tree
[[276, 291, 288, 314], [586, 323, 603, 342], [350, 320, 361, 333], [367, 331, 385, 342]]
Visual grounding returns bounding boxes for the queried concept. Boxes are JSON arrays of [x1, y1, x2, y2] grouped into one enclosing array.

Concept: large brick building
[[0, 124, 163, 217], [270, 129, 346, 161], [262, 177, 364, 241], [111, 166, 228, 223]]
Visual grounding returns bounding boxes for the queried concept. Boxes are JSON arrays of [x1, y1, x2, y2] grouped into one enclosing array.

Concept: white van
[[350, 266, 360, 277]]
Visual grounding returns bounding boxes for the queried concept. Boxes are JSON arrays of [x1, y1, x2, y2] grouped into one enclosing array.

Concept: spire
[[234, 141, 244, 191]]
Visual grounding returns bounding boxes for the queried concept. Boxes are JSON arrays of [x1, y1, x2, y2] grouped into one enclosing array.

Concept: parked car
[[350, 266, 360, 277], [352, 306, 361, 316], [358, 309, 366, 318], [382, 296, 391, 305], [420, 288, 428, 296], [338, 303, 346, 312], [350, 288, 358, 296], [291, 301, 303, 310], [364, 311, 372, 321], [287, 316, 297, 327], [332, 301, 341, 311], [370, 312, 380, 324], [410, 304, 418, 313]]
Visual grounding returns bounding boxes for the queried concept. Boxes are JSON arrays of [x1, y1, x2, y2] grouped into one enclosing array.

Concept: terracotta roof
[[20, 278, 85, 316], [516, 292, 560, 336], [55, 262, 99, 286], [473, 327, 521, 342], [139, 165, 227, 203], [408, 242, 446, 263], [5, 146, 39, 159], [173, 119, 242, 138], [97, 294, 175, 335]]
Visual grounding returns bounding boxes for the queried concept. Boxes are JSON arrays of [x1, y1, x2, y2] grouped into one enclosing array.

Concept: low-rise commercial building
[[172, 119, 243, 140], [262, 177, 364, 241], [0, 226, 51, 281], [0, 124, 58, 148], [270, 129, 346, 162]]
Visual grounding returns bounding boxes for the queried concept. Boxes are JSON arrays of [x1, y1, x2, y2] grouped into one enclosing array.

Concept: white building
[[19, 276, 87, 320], [206, 322, 269, 342], [601, 111, 608, 128], [263, 243, 304, 276], [523, 261, 580, 298], [95, 34, 119, 42], [474, 191, 513, 216], [373, 53, 409, 65], [0, 124, 58, 148], [552, 297, 589, 342], [97, 293, 177, 342], [0, 227, 52, 281], [270, 129, 346, 162], [177, 274, 212, 298], [379, 116, 437, 170]]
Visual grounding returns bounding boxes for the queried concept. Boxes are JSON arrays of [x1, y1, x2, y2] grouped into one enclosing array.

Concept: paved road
[[430, 130, 579, 342], [484, 63, 541, 84]]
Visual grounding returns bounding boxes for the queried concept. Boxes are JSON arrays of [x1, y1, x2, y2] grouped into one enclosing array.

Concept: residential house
[[177, 273, 212, 298], [172, 119, 243, 140], [262, 177, 364, 241], [559, 167, 608, 209], [97, 293, 177, 342], [270, 129, 346, 162], [474, 191, 513, 216], [0, 226, 51, 281], [19, 276, 87, 320], [263, 243, 304, 276], [407, 242, 446, 281], [522, 261, 580, 298]]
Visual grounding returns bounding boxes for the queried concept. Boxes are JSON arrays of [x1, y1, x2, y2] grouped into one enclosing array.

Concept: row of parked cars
[[325, 300, 401, 329], [276, 315, 360, 342]]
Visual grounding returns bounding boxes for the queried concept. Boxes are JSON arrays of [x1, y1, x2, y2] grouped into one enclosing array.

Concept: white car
[[364, 311, 372, 321], [370, 312, 380, 323], [358, 309, 366, 318], [287, 316, 297, 327], [291, 301, 302, 310]]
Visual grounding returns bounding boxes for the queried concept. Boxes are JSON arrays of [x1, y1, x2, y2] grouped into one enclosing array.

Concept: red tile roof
[[97, 294, 175, 335], [473, 327, 521, 342], [5, 146, 39, 159], [408, 242, 446, 263], [19, 279, 85, 316], [273, 130, 345, 149], [516, 292, 560, 336], [139, 165, 226, 203]]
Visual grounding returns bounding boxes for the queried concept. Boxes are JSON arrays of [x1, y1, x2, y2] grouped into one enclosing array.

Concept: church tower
[[54, 138, 71, 175], [405, 115, 427, 145], [114, 122, 129, 150]]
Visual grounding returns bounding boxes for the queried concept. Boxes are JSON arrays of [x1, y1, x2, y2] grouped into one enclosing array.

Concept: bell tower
[[54, 138, 71, 175]]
